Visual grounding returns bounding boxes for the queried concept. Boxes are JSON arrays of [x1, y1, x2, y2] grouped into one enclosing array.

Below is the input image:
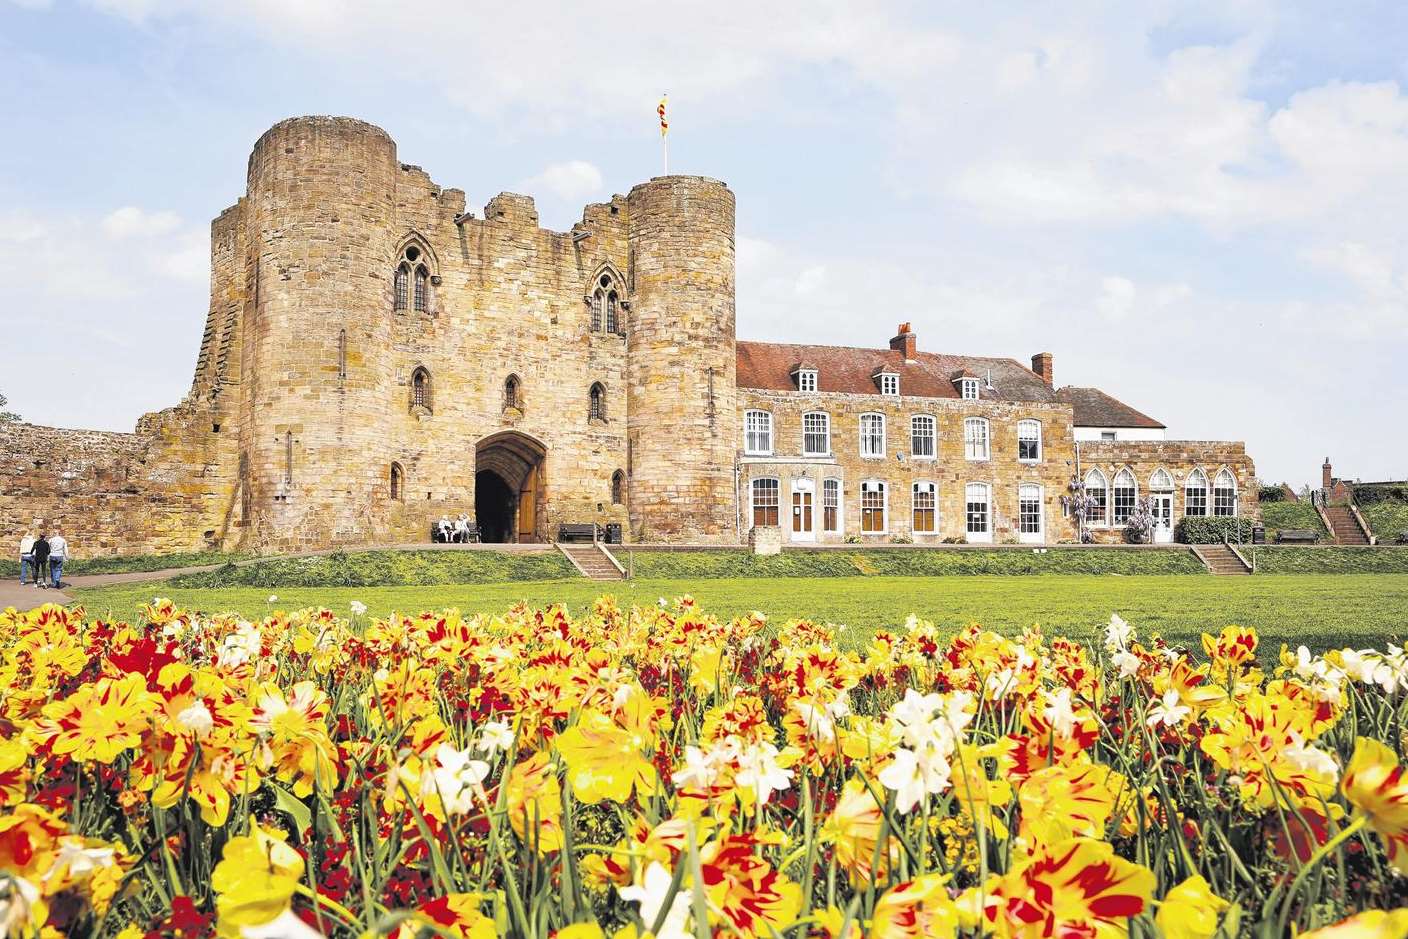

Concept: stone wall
[[737, 390, 1079, 544], [1076, 439, 1259, 543]]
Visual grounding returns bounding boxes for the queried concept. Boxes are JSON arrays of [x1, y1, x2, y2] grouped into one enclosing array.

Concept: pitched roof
[[1054, 386, 1165, 429], [736, 341, 1060, 403]]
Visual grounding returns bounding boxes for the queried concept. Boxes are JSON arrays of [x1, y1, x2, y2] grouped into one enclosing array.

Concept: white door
[[1152, 493, 1174, 543], [791, 479, 816, 542], [1018, 484, 1044, 544], [965, 483, 992, 544]]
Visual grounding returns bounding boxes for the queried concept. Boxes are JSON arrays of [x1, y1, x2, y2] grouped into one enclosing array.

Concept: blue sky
[[3, 1, 1407, 487]]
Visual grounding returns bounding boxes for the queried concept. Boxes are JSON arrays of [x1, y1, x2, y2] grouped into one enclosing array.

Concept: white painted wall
[[1074, 427, 1167, 441]]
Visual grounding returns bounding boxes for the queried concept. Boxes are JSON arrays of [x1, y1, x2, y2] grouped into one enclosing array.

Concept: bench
[[1276, 529, 1320, 544], [558, 523, 598, 543]]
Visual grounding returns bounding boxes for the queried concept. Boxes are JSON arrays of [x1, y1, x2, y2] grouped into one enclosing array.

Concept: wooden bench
[[557, 523, 598, 543], [1276, 529, 1320, 544]]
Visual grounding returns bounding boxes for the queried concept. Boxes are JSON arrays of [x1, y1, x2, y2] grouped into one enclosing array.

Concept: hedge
[[1355, 484, 1408, 506], [169, 550, 576, 588], [1176, 516, 1258, 544], [627, 548, 1206, 578]]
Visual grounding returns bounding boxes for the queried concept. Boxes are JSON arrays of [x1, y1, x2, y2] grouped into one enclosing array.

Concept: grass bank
[[625, 547, 1206, 578], [1362, 502, 1408, 543], [169, 549, 574, 588], [1258, 501, 1328, 540], [1253, 545, 1408, 574], [70, 572, 1408, 661], [0, 549, 245, 578]]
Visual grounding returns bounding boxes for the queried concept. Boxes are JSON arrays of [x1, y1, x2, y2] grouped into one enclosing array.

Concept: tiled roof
[[1054, 386, 1165, 429], [736, 341, 1059, 402]]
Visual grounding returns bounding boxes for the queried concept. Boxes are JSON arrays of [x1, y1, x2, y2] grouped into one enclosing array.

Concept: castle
[[0, 116, 1258, 554]]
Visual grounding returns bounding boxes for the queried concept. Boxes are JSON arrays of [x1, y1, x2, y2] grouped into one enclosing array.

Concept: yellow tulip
[[1299, 909, 1408, 938], [1342, 737, 1408, 870], [1156, 875, 1229, 939]]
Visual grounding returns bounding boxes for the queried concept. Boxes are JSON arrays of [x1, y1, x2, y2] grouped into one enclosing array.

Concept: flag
[[658, 95, 668, 136]]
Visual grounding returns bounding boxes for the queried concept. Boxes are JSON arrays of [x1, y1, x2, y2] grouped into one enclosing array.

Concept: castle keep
[[0, 116, 1257, 554]]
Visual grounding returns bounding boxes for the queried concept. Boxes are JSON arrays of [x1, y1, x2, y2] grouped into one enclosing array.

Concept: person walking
[[47, 528, 68, 589], [18, 531, 35, 585], [30, 532, 50, 589]]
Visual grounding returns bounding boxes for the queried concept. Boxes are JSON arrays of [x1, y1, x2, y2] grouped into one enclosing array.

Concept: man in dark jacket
[[31, 533, 50, 589]]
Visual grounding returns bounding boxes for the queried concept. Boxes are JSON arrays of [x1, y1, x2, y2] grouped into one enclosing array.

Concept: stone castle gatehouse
[[0, 116, 1257, 553]]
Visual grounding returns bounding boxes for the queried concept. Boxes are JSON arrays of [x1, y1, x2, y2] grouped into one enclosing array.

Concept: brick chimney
[[889, 323, 916, 360], [1322, 457, 1333, 491], [1031, 352, 1054, 386]]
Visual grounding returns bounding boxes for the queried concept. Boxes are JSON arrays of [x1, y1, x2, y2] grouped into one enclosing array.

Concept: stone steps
[[1325, 507, 1370, 545], [557, 543, 625, 580], [1193, 543, 1251, 575]]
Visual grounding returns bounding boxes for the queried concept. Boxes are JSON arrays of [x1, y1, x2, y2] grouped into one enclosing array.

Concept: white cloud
[[1096, 276, 1137, 322], [793, 265, 827, 296], [101, 206, 182, 239], [521, 160, 604, 203]]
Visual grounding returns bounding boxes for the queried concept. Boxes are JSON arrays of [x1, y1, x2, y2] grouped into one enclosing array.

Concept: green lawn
[[70, 573, 1408, 659], [1258, 500, 1328, 540], [1362, 501, 1408, 544]]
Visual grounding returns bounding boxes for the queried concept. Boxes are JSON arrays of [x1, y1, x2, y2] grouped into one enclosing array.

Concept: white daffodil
[[984, 668, 1017, 701], [1105, 613, 1134, 652], [1145, 689, 1191, 729], [175, 700, 215, 739], [350, 600, 368, 616], [733, 741, 793, 808], [1283, 737, 1339, 779], [620, 862, 692, 939], [475, 720, 515, 758], [878, 745, 953, 814], [1111, 649, 1141, 679], [1042, 688, 1079, 738], [425, 744, 490, 816]]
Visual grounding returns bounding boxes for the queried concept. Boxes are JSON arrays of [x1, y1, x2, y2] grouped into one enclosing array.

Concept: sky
[[2, 1, 1407, 488]]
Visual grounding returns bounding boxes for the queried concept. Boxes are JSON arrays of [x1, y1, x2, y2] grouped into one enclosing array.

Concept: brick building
[[0, 116, 1257, 553]]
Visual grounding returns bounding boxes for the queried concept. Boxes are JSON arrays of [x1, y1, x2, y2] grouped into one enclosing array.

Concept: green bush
[[1258, 485, 1286, 503], [169, 550, 575, 588], [626, 548, 1205, 578], [1176, 516, 1258, 544], [1355, 484, 1408, 506]]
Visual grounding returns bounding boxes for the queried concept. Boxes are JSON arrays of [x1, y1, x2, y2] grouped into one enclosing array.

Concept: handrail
[[1349, 503, 1377, 545]]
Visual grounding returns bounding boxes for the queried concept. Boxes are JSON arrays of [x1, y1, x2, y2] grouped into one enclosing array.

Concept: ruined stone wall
[[1077, 439, 1259, 544], [0, 412, 235, 557], [737, 391, 1079, 543]]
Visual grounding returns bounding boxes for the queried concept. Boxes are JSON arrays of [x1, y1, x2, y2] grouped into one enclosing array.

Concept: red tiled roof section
[[1055, 386, 1165, 429], [736, 341, 1061, 402]]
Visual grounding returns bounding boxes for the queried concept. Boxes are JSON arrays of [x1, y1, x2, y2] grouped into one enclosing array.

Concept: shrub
[[1258, 485, 1286, 503], [1355, 484, 1408, 506], [1176, 516, 1257, 544]]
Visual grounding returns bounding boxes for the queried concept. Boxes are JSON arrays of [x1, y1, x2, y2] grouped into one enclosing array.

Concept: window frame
[[1084, 468, 1109, 527], [1213, 469, 1238, 517], [822, 478, 842, 534], [879, 373, 899, 396], [965, 482, 992, 540], [802, 411, 831, 457], [751, 477, 780, 528], [1112, 468, 1137, 526], [744, 409, 774, 456], [960, 378, 979, 400], [859, 412, 886, 459], [1184, 468, 1209, 517], [912, 480, 937, 534], [588, 382, 608, 422], [910, 415, 936, 460], [1018, 483, 1043, 536], [860, 480, 888, 534], [963, 417, 990, 461], [797, 369, 818, 392], [1017, 419, 1042, 463]]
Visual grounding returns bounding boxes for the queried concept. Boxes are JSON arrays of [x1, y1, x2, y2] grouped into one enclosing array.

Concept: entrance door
[[965, 483, 992, 544], [791, 479, 815, 542], [1018, 484, 1044, 544], [1152, 493, 1174, 543]]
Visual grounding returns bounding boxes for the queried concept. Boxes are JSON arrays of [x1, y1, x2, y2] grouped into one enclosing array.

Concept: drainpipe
[[734, 458, 742, 545], [1074, 440, 1083, 542]]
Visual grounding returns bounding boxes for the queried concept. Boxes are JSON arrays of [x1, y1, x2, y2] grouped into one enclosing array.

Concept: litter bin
[[604, 523, 622, 545], [1252, 525, 1266, 545]]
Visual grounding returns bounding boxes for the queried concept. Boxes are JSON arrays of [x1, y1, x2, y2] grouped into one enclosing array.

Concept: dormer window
[[876, 372, 899, 396], [960, 378, 979, 400], [798, 369, 818, 392]]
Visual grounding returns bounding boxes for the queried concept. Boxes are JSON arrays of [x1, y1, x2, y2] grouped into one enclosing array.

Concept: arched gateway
[[474, 431, 545, 543]]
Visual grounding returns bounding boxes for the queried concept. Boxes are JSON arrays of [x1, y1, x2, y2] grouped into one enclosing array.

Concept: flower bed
[[4, 598, 1408, 937]]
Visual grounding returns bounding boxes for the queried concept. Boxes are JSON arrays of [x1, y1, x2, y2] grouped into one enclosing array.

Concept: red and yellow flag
[[658, 95, 668, 136]]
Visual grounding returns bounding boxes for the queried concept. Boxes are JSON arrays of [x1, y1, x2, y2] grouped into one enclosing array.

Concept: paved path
[[0, 580, 74, 611]]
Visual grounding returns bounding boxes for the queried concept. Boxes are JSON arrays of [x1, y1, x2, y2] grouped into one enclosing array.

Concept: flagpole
[[658, 93, 669, 175]]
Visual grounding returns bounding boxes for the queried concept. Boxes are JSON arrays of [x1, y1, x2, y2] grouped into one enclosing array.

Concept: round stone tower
[[625, 176, 738, 541], [238, 116, 400, 550]]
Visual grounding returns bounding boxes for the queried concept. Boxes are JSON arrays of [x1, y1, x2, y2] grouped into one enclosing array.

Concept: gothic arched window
[[411, 367, 432, 413], [390, 462, 404, 501], [611, 470, 624, 505], [394, 265, 409, 311], [589, 382, 607, 422], [394, 240, 435, 313], [504, 374, 521, 411], [590, 270, 624, 334], [414, 265, 428, 312]]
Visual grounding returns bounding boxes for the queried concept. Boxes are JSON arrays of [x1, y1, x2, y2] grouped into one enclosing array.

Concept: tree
[[0, 392, 18, 423]]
